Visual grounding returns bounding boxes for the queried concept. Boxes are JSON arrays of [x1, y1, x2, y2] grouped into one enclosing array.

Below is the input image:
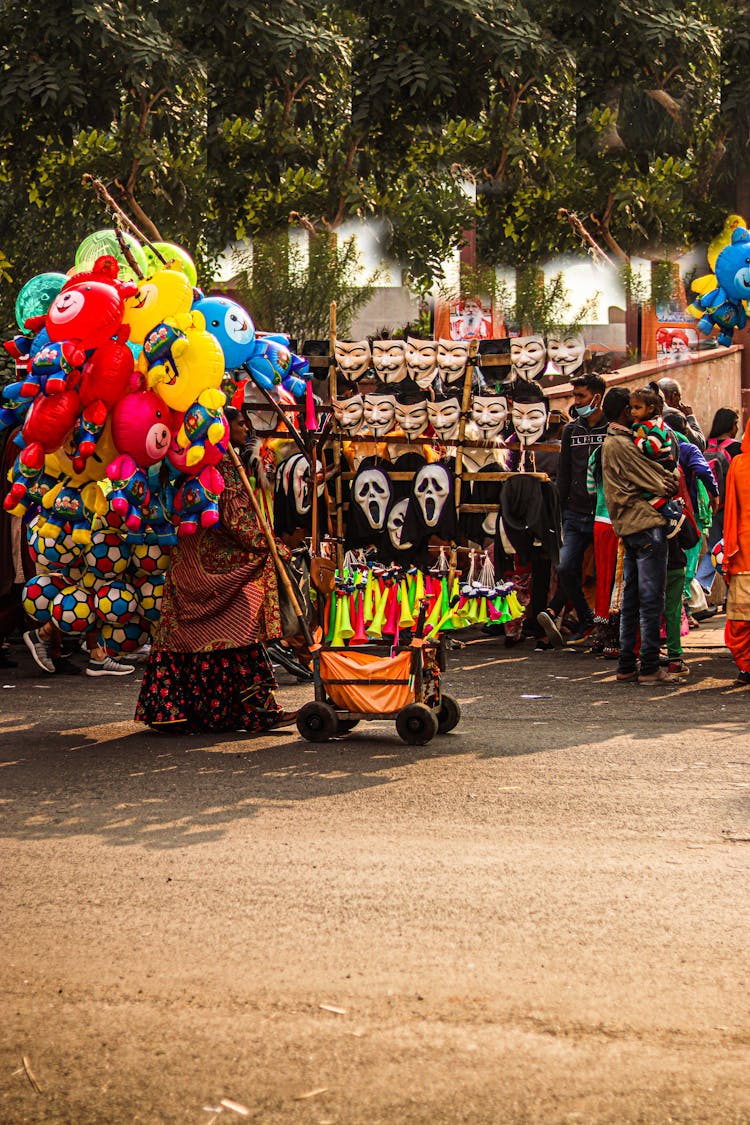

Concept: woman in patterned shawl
[[135, 410, 296, 733]]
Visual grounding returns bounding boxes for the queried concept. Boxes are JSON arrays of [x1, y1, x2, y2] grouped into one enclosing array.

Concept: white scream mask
[[353, 467, 391, 531], [404, 337, 438, 389], [511, 401, 548, 446], [332, 394, 364, 436], [372, 339, 408, 384], [437, 338, 469, 385], [414, 463, 451, 528], [546, 333, 585, 378], [334, 339, 372, 382], [395, 398, 428, 438], [510, 335, 547, 382], [290, 456, 311, 516], [387, 497, 413, 551], [470, 395, 508, 442], [363, 393, 397, 437], [427, 398, 462, 441]]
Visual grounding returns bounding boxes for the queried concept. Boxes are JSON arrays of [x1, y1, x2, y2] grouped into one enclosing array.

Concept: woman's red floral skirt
[[135, 644, 282, 734]]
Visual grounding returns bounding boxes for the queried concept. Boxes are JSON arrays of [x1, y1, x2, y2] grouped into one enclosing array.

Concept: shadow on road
[[0, 625, 746, 850]]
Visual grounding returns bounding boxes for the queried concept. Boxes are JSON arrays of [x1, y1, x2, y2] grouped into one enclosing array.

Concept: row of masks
[[333, 334, 586, 388], [332, 390, 548, 446]]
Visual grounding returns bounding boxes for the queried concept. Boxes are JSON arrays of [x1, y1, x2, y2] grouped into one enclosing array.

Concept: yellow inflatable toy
[[122, 264, 195, 345], [139, 310, 224, 413]]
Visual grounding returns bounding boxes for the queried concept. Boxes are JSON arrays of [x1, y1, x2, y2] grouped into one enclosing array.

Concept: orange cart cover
[[319, 649, 415, 713]]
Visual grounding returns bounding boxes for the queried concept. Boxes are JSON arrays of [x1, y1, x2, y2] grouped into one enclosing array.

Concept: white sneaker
[[85, 656, 135, 677], [23, 629, 55, 674], [123, 643, 151, 664]]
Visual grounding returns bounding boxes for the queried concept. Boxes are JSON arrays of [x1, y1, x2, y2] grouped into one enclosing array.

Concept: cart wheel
[[396, 703, 439, 746], [296, 701, 339, 742], [337, 718, 360, 734], [436, 693, 461, 734]]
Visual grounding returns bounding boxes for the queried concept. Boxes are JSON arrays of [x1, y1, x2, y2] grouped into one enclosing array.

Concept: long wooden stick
[[329, 301, 344, 573], [448, 340, 479, 590], [82, 174, 167, 261], [242, 366, 307, 456], [228, 444, 313, 646]]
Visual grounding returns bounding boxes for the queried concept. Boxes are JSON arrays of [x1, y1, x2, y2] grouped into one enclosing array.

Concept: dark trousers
[[526, 549, 552, 636], [618, 525, 668, 676], [553, 511, 595, 626]]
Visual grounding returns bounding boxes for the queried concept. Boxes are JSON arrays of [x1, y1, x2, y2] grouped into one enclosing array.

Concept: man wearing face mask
[[538, 373, 608, 645]]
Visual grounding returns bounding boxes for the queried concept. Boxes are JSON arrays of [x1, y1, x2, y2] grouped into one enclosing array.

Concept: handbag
[[310, 555, 336, 595], [279, 549, 314, 638]]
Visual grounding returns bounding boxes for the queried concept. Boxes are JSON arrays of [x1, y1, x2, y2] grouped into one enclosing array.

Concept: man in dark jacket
[[538, 373, 607, 644]]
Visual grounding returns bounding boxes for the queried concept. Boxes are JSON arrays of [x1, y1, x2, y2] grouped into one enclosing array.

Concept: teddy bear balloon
[[688, 225, 750, 346]]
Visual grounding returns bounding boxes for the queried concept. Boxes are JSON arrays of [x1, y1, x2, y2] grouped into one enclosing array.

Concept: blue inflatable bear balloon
[[193, 295, 257, 370], [688, 226, 750, 346], [194, 295, 311, 396]]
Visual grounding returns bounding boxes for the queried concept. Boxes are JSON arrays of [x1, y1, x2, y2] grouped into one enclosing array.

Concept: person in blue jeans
[[600, 388, 681, 684], [538, 373, 608, 646]]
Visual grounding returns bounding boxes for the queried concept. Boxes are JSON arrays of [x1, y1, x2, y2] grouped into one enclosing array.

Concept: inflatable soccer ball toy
[[134, 574, 164, 622], [83, 532, 132, 580], [23, 574, 68, 624], [93, 580, 139, 623], [51, 584, 95, 634], [129, 540, 170, 577], [27, 519, 84, 575], [99, 619, 150, 657]]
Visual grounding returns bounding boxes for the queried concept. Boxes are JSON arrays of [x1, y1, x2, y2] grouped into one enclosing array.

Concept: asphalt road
[[1, 620, 749, 1124]]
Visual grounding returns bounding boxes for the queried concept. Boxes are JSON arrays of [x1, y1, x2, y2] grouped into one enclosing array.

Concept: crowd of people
[[511, 373, 745, 686], [1, 370, 748, 730]]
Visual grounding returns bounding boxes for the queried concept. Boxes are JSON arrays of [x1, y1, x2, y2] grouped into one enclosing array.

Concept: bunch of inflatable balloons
[[1, 227, 311, 650]]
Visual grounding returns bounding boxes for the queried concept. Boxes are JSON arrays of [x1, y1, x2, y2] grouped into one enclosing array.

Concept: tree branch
[[646, 87, 684, 125], [282, 76, 311, 124], [114, 179, 162, 241], [587, 196, 628, 264], [557, 208, 619, 267]]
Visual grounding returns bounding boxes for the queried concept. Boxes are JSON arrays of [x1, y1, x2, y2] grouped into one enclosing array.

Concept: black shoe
[[693, 606, 718, 621], [266, 642, 314, 683], [734, 670, 750, 686], [534, 638, 553, 652], [536, 610, 565, 648]]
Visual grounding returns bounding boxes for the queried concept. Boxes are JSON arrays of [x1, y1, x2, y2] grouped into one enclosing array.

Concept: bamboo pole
[[448, 339, 479, 588], [227, 444, 313, 646], [241, 367, 307, 456], [82, 174, 167, 262], [329, 300, 345, 572]]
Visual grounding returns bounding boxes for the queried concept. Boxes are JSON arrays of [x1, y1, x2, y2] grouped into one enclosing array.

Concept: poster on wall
[[655, 323, 700, 359], [433, 295, 505, 341]]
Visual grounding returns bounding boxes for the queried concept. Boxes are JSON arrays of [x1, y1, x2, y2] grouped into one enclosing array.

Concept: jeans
[[555, 511, 595, 627], [618, 525, 668, 676]]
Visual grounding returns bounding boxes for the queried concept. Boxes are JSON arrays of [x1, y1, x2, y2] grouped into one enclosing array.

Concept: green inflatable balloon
[[14, 272, 68, 331], [143, 241, 198, 286], [74, 228, 149, 283]]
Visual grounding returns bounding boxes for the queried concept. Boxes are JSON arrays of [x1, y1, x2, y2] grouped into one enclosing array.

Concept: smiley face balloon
[[193, 295, 256, 370], [123, 266, 194, 344]]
